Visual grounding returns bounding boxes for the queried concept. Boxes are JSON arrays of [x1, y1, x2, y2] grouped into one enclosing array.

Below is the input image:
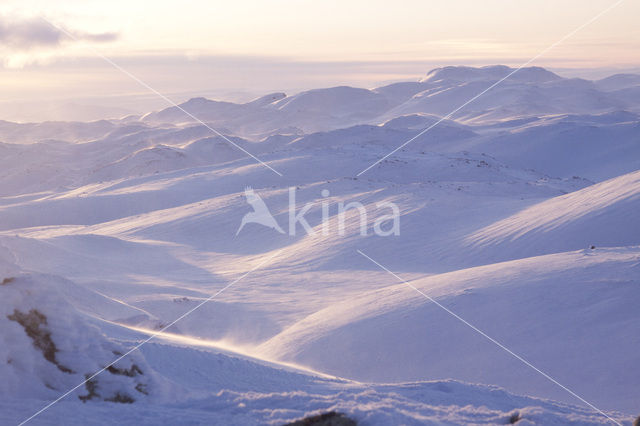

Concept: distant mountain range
[[1, 65, 639, 424]]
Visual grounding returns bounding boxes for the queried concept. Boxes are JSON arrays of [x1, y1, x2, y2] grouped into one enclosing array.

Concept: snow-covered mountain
[[1, 65, 639, 425], [134, 65, 637, 138]]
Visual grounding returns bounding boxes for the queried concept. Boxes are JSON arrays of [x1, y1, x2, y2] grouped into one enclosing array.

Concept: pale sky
[[1, 0, 639, 120]]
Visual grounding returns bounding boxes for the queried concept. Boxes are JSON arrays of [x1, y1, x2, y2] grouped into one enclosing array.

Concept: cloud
[[0, 15, 118, 50]]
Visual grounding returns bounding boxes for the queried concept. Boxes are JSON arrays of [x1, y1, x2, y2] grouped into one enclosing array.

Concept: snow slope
[[0, 273, 631, 425], [1, 65, 640, 424], [0, 274, 175, 404], [466, 170, 640, 260], [257, 248, 640, 413], [452, 112, 640, 181]]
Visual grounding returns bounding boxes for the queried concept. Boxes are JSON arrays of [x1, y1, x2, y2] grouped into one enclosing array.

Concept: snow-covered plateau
[[0, 65, 639, 425]]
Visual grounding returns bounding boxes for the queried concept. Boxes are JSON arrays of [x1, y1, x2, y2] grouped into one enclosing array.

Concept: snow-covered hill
[[0, 273, 631, 425], [466, 170, 640, 260], [257, 248, 640, 413], [133, 65, 637, 138], [1, 65, 639, 425]]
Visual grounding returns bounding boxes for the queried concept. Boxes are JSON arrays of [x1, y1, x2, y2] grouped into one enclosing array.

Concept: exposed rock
[[7, 309, 73, 374], [284, 411, 357, 426]]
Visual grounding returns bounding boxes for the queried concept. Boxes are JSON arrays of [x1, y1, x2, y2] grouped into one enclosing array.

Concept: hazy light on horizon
[[0, 0, 639, 118]]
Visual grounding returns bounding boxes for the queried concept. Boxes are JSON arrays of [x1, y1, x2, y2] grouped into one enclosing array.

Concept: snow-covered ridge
[[132, 65, 639, 136], [467, 170, 640, 254], [421, 65, 563, 84], [1, 65, 639, 424], [0, 273, 632, 425], [0, 274, 174, 403]]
